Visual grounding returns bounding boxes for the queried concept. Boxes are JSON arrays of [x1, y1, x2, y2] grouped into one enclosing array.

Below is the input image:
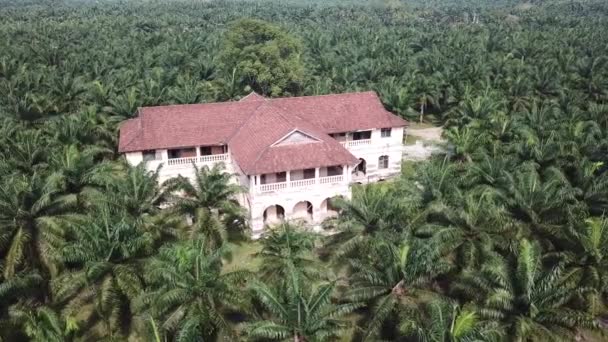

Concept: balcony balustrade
[[339, 139, 372, 148], [166, 153, 229, 166], [257, 175, 344, 193]]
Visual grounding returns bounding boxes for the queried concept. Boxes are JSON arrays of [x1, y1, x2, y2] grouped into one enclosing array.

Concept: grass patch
[[407, 121, 436, 130], [404, 133, 419, 145], [401, 160, 418, 178], [223, 240, 262, 273]]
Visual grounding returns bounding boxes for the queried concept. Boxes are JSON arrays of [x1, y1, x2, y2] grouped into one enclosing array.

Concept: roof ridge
[[138, 91, 377, 112], [137, 100, 256, 112], [225, 101, 267, 143], [268, 90, 376, 101]]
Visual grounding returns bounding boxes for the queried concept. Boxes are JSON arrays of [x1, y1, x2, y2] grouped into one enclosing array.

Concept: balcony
[[339, 139, 372, 148], [165, 153, 229, 167], [257, 175, 344, 194]]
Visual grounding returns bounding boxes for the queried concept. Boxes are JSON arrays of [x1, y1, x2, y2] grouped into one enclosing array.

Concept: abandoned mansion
[[118, 91, 407, 234]]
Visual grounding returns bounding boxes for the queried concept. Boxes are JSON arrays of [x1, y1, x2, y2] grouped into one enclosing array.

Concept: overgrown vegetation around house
[[1, 0, 608, 340]]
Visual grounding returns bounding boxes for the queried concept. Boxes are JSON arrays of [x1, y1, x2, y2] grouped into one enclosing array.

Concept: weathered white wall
[[248, 182, 352, 236], [347, 127, 404, 183], [125, 152, 143, 165]]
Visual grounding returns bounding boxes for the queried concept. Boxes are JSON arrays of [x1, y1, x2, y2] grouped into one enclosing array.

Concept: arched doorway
[[354, 158, 366, 175], [320, 197, 340, 220], [293, 201, 313, 222], [263, 205, 285, 225]]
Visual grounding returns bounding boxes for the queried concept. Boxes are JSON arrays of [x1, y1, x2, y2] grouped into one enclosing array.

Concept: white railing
[[319, 175, 343, 184], [259, 182, 288, 192], [290, 178, 316, 188], [166, 154, 229, 166], [198, 154, 229, 163], [340, 139, 372, 148], [257, 175, 347, 193], [167, 156, 197, 166]]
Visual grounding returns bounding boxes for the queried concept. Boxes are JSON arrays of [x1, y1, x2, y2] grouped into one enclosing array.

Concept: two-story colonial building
[[118, 91, 407, 235]]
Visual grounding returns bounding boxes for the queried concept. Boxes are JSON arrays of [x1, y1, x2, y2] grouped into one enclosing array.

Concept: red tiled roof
[[228, 102, 358, 174], [269, 91, 407, 133], [118, 91, 407, 174]]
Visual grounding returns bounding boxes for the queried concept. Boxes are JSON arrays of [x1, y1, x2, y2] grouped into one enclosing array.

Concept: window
[[326, 165, 343, 176], [260, 174, 267, 184], [168, 148, 196, 159], [142, 150, 159, 162], [353, 130, 372, 140], [200, 146, 212, 156], [381, 128, 392, 138], [303, 168, 315, 179], [378, 155, 389, 169], [276, 172, 287, 182]]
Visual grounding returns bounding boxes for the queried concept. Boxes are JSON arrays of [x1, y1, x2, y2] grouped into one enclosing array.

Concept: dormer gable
[[272, 129, 320, 147]]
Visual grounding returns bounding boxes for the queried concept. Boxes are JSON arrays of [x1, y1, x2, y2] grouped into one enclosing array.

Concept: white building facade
[[119, 91, 407, 236]]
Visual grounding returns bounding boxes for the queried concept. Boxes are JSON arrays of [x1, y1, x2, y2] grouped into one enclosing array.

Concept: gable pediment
[[272, 130, 320, 146]]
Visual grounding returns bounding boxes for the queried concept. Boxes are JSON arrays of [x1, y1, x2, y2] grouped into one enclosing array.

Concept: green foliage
[[255, 223, 321, 287], [220, 19, 305, 96], [0, 0, 608, 340], [245, 262, 360, 341], [136, 239, 250, 341]]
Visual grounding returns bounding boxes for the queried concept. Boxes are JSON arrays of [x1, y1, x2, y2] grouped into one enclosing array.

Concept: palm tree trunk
[[419, 103, 425, 124]]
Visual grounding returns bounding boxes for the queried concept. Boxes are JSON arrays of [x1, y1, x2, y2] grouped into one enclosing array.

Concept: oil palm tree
[[345, 234, 451, 340], [245, 262, 360, 341], [0, 129, 49, 176], [45, 144, 115, 207], [399, 299, 503, 342], [8, 305, 78, 342], [52, 204, 154, 340], [255, 223, 321, 287], [454, 239, 598, 341], [558, 217, 608, 315], [501, 165, 581, 247], [0, 172, 74, 282], [101, 163, 179, 243], [163, 163, 247, 235], [136, 238, 250, 341], [423, 190, 517, 270], [325, 185, 420, 259]]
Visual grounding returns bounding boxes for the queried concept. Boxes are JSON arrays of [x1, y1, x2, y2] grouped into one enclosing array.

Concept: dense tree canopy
[[0, 0, 608, 340], [220, 19, 305, 96]]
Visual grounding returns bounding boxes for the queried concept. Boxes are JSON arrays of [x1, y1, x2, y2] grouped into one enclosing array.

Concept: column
[[249, 175, 255, 193], [315, 167, 319, 185], [343, 164, 348, 183], [286, 170, 291, 187]]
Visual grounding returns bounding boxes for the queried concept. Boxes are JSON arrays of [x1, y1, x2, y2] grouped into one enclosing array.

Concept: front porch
[[260, 197, 341, 228]]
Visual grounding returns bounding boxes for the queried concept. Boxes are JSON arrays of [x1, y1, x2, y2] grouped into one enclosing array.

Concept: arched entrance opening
[[354, 158, 366, 175], [320, 197, 340, 220], [293, 201, 313, 222], [263, 205, 285, 225]]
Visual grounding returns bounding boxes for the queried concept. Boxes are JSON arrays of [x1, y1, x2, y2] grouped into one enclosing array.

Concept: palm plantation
[[1, 0, 608, 340]]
